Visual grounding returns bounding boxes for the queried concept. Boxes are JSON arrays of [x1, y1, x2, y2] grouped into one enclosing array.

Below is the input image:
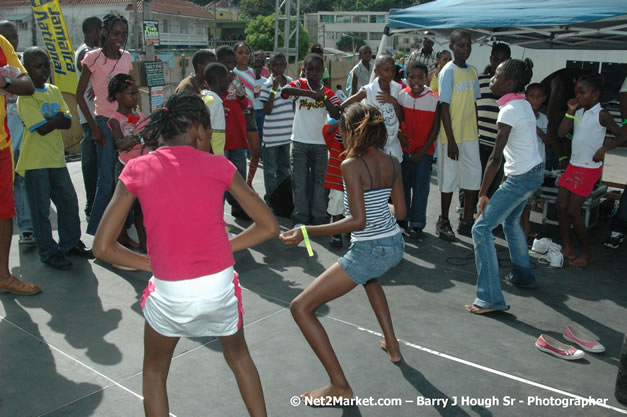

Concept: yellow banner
[[30, 0, 77, 93]]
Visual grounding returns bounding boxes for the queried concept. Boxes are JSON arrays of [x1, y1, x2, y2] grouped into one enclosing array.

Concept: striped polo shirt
[[477, 73, 499, 147], [260, 76, 294, 148]]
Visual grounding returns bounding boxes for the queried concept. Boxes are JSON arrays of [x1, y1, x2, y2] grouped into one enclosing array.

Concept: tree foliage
[[245, 15, 310, 59], [336, 33, 366, 52], [240, 0, 276, 19]]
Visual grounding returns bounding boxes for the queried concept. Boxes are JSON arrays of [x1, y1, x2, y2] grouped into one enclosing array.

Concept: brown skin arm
[[93, 182, 152, 271], [477, 123, 511, 218], [280, 158, 368, 244], [351, 72, 359, 97], [440, 102, 458, 159], [228, 172, 280, 252], [593, 110, 627, 162], [340, 89, 366, 111], [35, 113, 72, 136], [0, 73, 34, 96]]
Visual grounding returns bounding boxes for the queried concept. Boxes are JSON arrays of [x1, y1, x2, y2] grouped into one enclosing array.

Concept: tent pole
[[373, 28, 390, 82]]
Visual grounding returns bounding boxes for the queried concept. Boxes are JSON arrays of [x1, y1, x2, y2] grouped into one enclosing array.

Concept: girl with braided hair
[[466, 58, 543, 315], [281, 103, 406, 403], [93, 93, 279, 417], [76, 13, 132, 237]]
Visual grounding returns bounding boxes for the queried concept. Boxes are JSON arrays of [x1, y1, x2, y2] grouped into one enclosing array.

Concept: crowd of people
[[1, 14, 626, 416]]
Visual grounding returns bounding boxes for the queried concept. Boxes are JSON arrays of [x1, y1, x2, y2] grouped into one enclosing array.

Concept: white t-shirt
[[253, 77, 267, 110], [497, 98, 542, 176], [362, 78, 403, 161], [621, 77, 627, 93], [570, 103, 606, 169], [535, 112, 548, 164], [282, 78, 340, 145]]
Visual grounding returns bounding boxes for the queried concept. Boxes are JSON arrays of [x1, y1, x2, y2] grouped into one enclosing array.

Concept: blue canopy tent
[[378, 0, 627, 55]]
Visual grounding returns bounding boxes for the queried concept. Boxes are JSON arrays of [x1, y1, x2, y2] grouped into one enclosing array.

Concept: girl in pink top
[[93, 93, 279, 417], [76, 13, 133, 236], [107, 73, 149, 253]]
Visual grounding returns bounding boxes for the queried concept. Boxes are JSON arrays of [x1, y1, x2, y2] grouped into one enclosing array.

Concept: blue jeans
[[472, 163, 543, 310], [291, 142, 329, 225], [12, 148, 33, 234], [80, 123, 98, 218], [86, 116, 117, 235], [224, 148, 247, 210], [402, 152, 432, 229], [263, 143, 290, 200], [24, 167, 81, 261], [254, 109, 265, 158]]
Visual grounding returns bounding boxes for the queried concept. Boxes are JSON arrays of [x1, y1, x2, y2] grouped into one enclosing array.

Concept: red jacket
[[322, 124, 345, 191]]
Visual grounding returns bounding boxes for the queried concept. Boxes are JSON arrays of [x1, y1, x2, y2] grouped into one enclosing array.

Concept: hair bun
[[523, 58, 534, 71]]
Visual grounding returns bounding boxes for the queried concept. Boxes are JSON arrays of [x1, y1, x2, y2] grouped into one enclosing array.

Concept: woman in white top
[[466, 58, 543, 315]]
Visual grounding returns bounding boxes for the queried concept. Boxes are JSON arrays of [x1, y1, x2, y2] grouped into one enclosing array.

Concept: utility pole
[[274, 0, 301, 77], [144, 0, 154, 60]]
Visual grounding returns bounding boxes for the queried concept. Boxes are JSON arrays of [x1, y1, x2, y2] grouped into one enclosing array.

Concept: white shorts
[[437, 140, 482, 193], [141, 266, 243, 338], [327, 189, 345, 216]]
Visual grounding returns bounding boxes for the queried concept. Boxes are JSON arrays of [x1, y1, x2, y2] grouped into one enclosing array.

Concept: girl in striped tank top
[[280, 104, 406, 404]]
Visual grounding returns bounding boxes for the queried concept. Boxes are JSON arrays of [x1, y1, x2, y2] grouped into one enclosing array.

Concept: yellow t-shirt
[[201, 91, 225, 155], [430, 72, 439, 94], [437, 63, 480, 144], [16, 84, 72, 175], [0, 35, 27, 151]]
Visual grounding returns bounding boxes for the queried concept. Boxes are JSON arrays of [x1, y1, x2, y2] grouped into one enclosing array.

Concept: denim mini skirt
[[338, 233, 405, 285]]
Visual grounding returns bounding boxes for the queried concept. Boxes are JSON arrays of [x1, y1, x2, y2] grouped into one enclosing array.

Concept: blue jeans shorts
[[338, 233, 405, 285]]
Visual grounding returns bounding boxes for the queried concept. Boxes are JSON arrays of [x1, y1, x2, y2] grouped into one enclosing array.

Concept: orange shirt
[[0, 35, 27, 151]]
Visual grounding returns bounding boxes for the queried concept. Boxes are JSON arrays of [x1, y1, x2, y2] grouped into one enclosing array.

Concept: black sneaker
[[403, 227, 423, 239], [44, 252, 72, 270], [329, 234, 343, 248], [604, 231, 624, 249], [435, 217, 455, 241], [457, 220, 473, 237], [66, 241, 94, 259]]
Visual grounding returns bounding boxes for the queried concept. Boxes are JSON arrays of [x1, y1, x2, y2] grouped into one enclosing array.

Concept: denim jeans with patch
[[471, 163, 543, 310], [263, 143, 290, 200], [25, 167, 81, 261], [402, 152, 432, 229], [290, 141, 329, 225]]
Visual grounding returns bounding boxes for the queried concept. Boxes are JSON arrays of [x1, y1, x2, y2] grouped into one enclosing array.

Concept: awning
[[385, 0, 627, 50], [3, 14, 29, 21]]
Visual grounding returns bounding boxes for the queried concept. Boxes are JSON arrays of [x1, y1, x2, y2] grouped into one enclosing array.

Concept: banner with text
[[30, 0, 77, 93]]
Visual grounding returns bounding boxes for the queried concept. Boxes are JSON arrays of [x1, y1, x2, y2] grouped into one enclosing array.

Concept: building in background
[[304, 11, 392, 52], [1, 0, 213, 51]]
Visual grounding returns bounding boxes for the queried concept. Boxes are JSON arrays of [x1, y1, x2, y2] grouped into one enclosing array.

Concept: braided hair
[[340, 103, 387, 158], [143, 93, 211, 148], [107, 73, 135, 102], [500, 58, 534, 93], [92, 13, 128, 74]]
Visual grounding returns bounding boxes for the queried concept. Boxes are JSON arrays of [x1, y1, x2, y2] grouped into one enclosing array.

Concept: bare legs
[[290, 263, 400, 401], [142, 321, 266, 417], [556, 187, 590, 267]]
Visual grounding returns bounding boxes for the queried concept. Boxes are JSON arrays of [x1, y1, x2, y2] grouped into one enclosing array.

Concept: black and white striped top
[[477, 73, 499, 148], [344, 156, 400, 242]]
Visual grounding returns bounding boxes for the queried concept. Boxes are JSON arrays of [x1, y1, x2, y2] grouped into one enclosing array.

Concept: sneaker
[[535, 334, 585, 360], [44, 252, 72, 270], [604, 231, 624, 249], [457, 220, 473, 237], [65, 241, 94, 259], [435, 217, 455, 241], [403, 227, 422, 239], [0, 275, 41, 296], [329, 234, 343, 248], [18, 232, 36, 247], [563, 323, 605, 353]]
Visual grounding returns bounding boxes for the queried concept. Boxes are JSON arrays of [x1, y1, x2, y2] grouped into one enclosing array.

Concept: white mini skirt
[[140, 266, 244, 338]]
